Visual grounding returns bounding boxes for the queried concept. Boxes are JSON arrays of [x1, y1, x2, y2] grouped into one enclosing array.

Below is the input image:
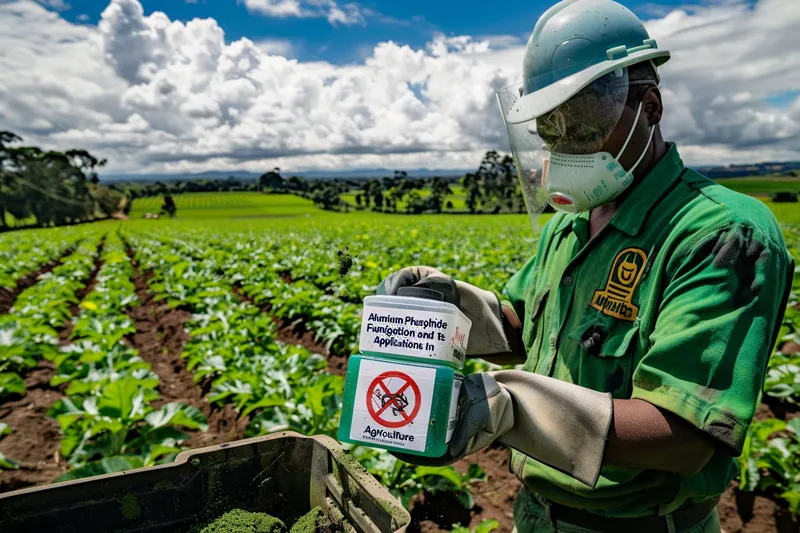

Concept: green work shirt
[[501, 142, 795, 517]]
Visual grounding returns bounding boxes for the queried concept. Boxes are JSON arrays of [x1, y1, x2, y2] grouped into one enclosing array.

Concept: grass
[[714, 175, 800, 197], [128, 192, 321, 220]]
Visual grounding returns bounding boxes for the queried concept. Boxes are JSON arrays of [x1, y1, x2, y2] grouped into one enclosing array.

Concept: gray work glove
[[376, 266, 511, 357], [394, 370, 613, 488]]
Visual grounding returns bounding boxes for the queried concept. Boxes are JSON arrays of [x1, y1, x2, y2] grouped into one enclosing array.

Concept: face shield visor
[[496, 68, 631, 226]]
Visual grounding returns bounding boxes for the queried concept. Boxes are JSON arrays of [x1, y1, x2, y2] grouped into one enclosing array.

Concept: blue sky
[[4, 0, 797, 173], [53, 0, 722, 64]]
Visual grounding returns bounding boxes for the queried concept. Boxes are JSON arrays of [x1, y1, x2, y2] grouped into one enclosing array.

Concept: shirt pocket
[[523, 286, 550, 369], [566, 312, 640, 397]]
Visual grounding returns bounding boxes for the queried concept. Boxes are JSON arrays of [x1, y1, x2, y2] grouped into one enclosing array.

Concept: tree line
[[0, 131, 131, 229], [256, 152, 548, 215], [1, 127, 544, 228]]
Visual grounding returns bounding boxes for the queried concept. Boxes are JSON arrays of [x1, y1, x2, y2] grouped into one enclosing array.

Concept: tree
[[122, 196, 134, 215], [355, 194, 362, 207], [93, 185, 124, 217], [461, 172, 482, 214], [259, 167, 284, 191], [373, 190, 384, 211], [0, 131, 23, 228], [445, 200, 454, 210], [311, 185, 343, 211], [286, 175, 307, 192], [161, 194, 177, 218]]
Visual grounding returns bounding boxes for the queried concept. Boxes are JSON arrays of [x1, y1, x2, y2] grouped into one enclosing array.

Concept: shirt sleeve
[[631, 223, 794, 456]]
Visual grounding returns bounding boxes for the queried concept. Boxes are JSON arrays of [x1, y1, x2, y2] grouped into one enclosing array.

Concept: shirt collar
[[609, 141, 685, 237]]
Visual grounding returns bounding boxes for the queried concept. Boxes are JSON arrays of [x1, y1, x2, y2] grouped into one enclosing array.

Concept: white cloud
[[0, 0, 798, 176], [255, 38, 295, 58], [644, 0, 800, 162], [239, 0, 365, 26]]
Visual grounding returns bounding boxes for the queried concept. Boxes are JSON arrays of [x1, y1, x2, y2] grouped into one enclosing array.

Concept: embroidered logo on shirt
[[591, 247, 647, 321]]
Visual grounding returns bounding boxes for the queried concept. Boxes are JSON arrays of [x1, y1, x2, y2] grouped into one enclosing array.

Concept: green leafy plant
[[451, 519, 500, 533], [0, 422, 19, 470], [49, 377, 207, 478], [737, 417, 800, 513], [347, 446, 486, 509]]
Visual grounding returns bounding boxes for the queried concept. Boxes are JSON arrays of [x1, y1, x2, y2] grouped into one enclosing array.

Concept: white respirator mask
[[544, 101, 654, 214]]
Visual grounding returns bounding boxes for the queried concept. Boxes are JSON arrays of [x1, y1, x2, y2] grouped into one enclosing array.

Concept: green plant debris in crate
[[289, 506, 344, 533], [200, 509, 287, 533]]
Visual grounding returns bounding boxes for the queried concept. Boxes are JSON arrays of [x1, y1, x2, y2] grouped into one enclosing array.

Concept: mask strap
[[615, 100, 643, 161], [627, 125, 654, 175]]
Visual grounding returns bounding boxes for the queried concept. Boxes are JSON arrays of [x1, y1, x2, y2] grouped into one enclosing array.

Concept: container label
[[359, 305, 469, 367], [349, 359, 435, 452], [445, 375, 462, 443]]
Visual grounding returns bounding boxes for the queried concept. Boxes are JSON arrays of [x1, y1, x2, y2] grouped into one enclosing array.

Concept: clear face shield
[[496, 69, 631, 229]]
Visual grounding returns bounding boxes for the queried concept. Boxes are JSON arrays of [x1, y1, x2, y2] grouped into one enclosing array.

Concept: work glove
[[376, 266, 512, 358], [393, 370, 613, 488]]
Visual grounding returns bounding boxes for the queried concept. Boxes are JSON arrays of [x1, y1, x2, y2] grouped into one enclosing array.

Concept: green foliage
[[737, 418, 800, 513], [41, 233, 207, 479], [347, 446, 486, 509], [0, 131, 113, 227], [451, 520, 500, 533], [0, 422, 19, 470], [49, 377, 206, 472]]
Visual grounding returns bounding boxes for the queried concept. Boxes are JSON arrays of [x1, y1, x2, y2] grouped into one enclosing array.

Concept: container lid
[[396, 287, 444, 301]]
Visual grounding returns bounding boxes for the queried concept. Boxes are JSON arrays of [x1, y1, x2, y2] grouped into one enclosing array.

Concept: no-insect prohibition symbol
[[367, 371, 421, 428]]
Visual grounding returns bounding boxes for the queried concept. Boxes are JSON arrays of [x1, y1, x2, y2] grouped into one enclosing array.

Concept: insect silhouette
[[373, 388, 409, 416]]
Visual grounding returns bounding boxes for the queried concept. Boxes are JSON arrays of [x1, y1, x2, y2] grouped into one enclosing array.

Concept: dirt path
[[0, 240, 105, 493], [231, 285, 348, 376], [126, 248, 248, 448], [0, 246, 77, 315]]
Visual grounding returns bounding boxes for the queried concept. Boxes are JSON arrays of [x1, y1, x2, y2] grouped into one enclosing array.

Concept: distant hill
[[100, 168, 471, 183], [693, 161, 800, 179], [100, 161, 800, 183]]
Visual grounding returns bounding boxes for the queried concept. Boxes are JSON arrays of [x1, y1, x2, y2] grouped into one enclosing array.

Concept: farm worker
[[377, 0, 796, 531]]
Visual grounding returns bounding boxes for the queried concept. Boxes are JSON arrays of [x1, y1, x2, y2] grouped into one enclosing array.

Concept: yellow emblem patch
[[591, 247, 647, 321]]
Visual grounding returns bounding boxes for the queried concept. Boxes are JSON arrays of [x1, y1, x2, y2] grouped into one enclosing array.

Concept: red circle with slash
[[367, 371, 421, 428]]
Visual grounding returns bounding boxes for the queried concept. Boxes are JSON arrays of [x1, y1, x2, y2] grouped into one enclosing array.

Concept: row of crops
[[0, 213, 798, 527]]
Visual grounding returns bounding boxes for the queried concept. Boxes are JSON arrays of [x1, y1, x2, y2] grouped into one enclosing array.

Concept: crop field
[[714, 176, 800, 197], [0, 189, 798, 533]]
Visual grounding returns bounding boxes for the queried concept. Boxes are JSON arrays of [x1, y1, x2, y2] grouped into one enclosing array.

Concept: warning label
[[367, 371, 421, 428], [349, 359, 434, 452]]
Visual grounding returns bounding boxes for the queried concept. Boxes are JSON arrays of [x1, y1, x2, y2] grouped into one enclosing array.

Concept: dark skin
[[487, 85, 718, 477]]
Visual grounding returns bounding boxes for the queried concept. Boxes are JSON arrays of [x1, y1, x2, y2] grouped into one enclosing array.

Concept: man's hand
[[377, 266, 520, 359]]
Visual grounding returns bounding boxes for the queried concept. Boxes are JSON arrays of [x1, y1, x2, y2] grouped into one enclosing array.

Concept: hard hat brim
[[505, 49, 671, 124]]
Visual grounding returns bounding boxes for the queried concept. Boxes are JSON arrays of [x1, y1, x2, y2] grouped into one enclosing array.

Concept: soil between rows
[[0, 239, 106, 493], [127, 249, 248, 448], [230, 285, 348, 376]]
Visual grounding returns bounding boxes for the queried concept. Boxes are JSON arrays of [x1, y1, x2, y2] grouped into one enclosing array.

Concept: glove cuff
[[488, 370, 613, 488]]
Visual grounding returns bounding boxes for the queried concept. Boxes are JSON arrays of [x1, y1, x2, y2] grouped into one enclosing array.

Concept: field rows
[[0, 208, 798, 531]]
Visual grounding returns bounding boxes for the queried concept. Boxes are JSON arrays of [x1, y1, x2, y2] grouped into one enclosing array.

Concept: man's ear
[[643, 86, 663, 125]]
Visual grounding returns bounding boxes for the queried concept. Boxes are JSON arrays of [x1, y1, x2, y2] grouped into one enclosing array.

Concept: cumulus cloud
[[239, 0, 365, 26], [0, 0, 798, 176], [645, 0, 800, 162]]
